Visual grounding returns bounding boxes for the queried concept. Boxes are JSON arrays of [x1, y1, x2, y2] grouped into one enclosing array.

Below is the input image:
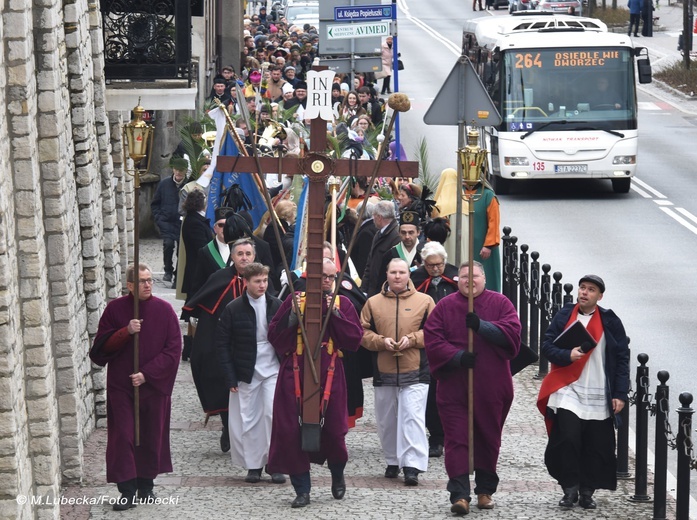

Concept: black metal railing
[[101, 0, 192, 83], [502, 226, 697, 519]]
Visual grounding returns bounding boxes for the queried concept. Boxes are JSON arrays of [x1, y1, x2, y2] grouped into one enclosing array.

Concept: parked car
[[509, 0, 535, 13], [285, 1, 319, 27], [491, 0, 510, 10], [535, 0, 582, 15]]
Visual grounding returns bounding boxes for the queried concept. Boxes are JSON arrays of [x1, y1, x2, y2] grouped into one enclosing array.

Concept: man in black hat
[[537, 274, 629, 511], [282, 81, 308, 118], [151, 159, 187, 283], [191, 207, 235, 297], [374, 210, 423, 293]]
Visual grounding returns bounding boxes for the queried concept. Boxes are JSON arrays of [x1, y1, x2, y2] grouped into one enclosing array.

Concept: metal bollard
[[519, 244, 529, 343], [652, 370, 670, 520], [617, 342, 632, 480], [675, 392, 694, 520], [509, 236, 519, 312], [529, 252, 540, 358], [551, 272, 562, 317], [502, 227, 513, 300], [562, 283, 573, 305], [629, 353, 652, 502], [537, 264, 551, 378]]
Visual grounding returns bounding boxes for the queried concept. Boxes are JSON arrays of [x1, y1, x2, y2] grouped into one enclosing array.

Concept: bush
[[654, 60, 697, 95], [589, 6, 631, 26]]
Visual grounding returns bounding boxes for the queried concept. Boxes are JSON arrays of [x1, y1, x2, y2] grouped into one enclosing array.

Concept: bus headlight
[[612, 155, 636, 165], [504, 157, 529, 166]]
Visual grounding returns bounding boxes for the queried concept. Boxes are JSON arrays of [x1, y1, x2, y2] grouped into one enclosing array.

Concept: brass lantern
[[458, 127, 488, 187], [123, 100, 154, 175]]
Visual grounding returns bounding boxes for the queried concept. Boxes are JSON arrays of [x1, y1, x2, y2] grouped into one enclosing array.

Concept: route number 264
[[515, 53, 543, 69]]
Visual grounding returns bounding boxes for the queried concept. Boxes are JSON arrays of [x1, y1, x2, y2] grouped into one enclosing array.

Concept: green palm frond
[[414, 136, 439, 192]]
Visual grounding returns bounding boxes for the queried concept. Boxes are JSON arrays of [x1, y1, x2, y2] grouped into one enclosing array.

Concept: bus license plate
[[555, 164, 588, 173]]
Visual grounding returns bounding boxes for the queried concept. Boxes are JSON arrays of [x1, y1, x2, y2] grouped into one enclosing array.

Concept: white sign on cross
[[304, 70, 336, 121]]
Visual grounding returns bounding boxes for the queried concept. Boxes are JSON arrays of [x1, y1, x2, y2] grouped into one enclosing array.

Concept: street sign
[[424, 55, 502, 127], [326, 21, 390, 40], [319, 21, 381, 54], [319, 56, 382, 74], [334, 4, 392, 21]]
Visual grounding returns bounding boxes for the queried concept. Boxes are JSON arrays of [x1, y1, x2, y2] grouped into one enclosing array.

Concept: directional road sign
[[326, 21, 390, 40], [334, 4, 393, 21]]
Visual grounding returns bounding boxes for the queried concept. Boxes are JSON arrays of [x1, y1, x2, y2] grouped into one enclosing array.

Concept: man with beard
[[374, 210, 423, 293]]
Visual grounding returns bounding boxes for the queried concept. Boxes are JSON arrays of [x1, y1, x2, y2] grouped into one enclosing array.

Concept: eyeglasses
[[138, 279, 154, 286], [321, 274, 337, 281], [424, 262, 444, 269], [215, 223, 225, 228]]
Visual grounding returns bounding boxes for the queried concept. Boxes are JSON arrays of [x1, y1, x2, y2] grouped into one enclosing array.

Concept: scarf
[[537, 304, 604, 435]]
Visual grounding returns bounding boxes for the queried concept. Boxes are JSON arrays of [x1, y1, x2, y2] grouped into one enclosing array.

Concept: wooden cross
[[217, 72, 418, 451]]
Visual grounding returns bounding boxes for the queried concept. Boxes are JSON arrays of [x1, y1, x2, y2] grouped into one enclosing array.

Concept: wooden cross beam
[[217, 75, 418, 452]]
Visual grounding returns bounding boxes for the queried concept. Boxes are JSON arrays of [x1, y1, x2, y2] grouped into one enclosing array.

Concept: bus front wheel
[[611, 178, 631, 194]]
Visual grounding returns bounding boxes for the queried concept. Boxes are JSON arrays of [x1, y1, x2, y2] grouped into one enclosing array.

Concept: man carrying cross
[[266, 258, 363, 507]]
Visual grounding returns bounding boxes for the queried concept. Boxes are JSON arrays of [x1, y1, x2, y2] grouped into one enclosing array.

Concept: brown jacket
[[361, 281, 435, 387]]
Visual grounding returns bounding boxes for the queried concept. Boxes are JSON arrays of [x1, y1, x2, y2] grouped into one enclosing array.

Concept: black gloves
[[460, 351, 477, 368], [466, 312, 480, 331]]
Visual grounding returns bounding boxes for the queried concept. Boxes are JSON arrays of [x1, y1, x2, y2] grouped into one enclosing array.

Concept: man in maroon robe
[[266, 259, 364, 508], [424, 261, 521, 515], [90, 264, 181, 510]]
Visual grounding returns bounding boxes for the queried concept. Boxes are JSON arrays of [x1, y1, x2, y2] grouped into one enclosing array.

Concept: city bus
[[463, 13, 652, 193]]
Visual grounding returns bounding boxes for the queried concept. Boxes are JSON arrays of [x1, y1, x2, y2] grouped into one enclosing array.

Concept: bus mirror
[[637, 58, 652, 84]]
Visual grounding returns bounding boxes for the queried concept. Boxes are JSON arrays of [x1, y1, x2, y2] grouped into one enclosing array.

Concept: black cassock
[[181, 266, 246, 416]]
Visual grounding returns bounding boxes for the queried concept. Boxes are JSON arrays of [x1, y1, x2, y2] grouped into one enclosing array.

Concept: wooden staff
[[132, 168, 141, 447]]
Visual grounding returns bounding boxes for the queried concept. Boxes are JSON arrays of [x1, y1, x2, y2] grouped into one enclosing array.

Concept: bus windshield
[[497, 47, 637, 133]]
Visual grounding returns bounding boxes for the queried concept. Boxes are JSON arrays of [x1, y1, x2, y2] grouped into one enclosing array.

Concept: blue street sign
[[334, 4, 393, 21]]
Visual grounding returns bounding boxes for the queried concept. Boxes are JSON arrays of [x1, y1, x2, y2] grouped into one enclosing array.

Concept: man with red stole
[[424, 261, 520, 515], [537, 275, 629, 510], [90, 263, 181, 510]]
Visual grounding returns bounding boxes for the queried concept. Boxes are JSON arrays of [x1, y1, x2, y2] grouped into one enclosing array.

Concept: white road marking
[[654, 199, 674, 206], [638, 102, 662, 110], [632, 177, 668, 198], [675, 207, 697, 225], [660, 207, 697, 235]]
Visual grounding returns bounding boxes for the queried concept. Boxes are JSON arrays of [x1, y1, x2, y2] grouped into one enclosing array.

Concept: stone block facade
[[0, 0, 126, 517]]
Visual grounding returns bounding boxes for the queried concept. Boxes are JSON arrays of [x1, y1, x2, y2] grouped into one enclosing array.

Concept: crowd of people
[[90, 4, 630, 517]]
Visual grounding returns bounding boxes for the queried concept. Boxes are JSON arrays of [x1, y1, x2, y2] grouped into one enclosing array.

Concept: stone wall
[[0, 0, 121, 517]]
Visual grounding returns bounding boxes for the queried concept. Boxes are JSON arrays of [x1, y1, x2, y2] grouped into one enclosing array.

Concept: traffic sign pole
[[392, 0, 401, 160]]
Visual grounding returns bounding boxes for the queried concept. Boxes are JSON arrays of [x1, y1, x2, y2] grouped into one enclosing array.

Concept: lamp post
[[457, 126, 488, 473], [122, 99, 154, 447]]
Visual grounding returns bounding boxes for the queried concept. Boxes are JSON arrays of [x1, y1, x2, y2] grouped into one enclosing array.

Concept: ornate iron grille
[[102, 0, 191, 82]]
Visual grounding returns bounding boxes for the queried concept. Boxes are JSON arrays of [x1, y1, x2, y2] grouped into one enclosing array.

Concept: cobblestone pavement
[[57, 238, 675, 519]]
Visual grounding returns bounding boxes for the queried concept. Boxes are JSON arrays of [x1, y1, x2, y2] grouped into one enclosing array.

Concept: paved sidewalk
[[58, 238, 674, 519]]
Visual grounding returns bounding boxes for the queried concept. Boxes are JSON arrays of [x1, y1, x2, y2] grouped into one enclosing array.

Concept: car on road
[[491, 0, 510, 9], [535, 0, 582, 15], [509, 0, 535, 13], [285, 1, 319, 27]]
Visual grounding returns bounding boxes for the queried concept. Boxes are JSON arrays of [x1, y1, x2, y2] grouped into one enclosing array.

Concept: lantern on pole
[[122, 99, 154, 447], [456, 125, 488, 473]]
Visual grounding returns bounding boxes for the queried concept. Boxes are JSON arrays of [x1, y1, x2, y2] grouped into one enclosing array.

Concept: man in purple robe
[[424, 261, 521, 516], [266, 259, 364, 508], [90, 263, 181, 511]]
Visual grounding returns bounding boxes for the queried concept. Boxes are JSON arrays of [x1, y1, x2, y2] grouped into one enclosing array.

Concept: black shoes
[[163, 272, 172, 282], [245, 468, 262, 483], [429, 444, 443, 457], [220, 429, 230, 453], [271, 473, 286, 484], [331, 474, 346, 499], [558, 485, 579, 508], [384, 465, 400, 478], [113, 493, 137, 511], [579, 492, 597, 509], [403, 466, 419, 486], [291, 493, 310, 508]]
